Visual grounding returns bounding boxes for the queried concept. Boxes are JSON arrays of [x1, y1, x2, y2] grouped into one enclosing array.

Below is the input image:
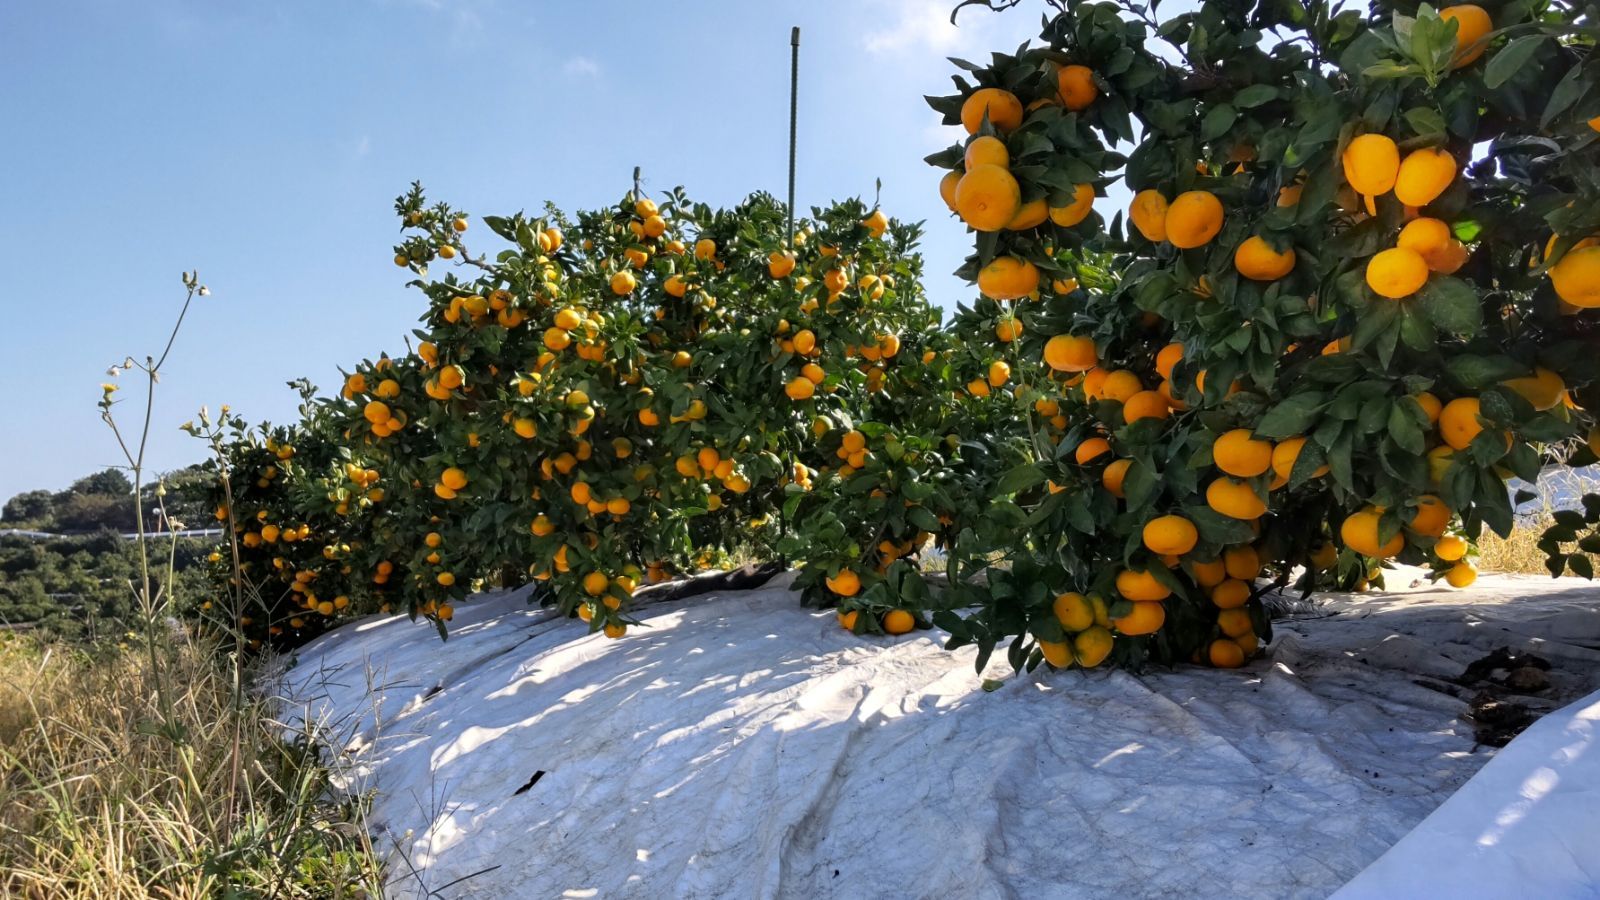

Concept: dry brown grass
[[1477, 517, 1559, 574], [1477, 514, 1600, 576], [0, 630, 381, 898], [1476, 467, 1600, 576]]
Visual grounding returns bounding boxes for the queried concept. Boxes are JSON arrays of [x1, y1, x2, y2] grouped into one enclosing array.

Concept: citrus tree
[[924, 0, 1600, 670], [208, 181, 992, 646]]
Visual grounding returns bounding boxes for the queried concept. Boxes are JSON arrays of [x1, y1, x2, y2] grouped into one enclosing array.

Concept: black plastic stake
[[788, 26, 800, 245]]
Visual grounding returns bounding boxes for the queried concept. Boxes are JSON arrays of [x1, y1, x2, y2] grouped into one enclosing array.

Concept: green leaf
[[1542, 65, 1589, 127], [1416, 277, 1481, 335], [1257, 393, 1327, 438], [1485, 35, 1546, 89], [1201, 103, 1238, 141], [1403, 106, 1447, 138], [1363, 62, 1421, 80], [1351, 299, 1400, 352], [1287, 438, 1328, 489], [908, 505, 942, 533], [1387, 401, 1426, 455], [1476, 467, 1515, 537], [995, 462, 1046, 495], [934, 610, 968, 641], [1064, 493, 1096, 534], [1233, 85, 1279, 109], [1445, 354, 1524, 390], [1185, 506, 1257, 545], [1123, 462, 1160, 512], [1554, 509, 1587, 529], [1330, 217, 1391, 258]]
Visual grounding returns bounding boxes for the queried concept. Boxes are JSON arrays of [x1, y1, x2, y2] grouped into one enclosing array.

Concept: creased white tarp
[[1334, 688, 1600, 899], [275, 570, 1600, 899]]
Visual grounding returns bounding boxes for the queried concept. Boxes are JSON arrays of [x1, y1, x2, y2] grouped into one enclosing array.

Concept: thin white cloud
[[863, 0, 965, 54], [450, 6, 484, 44], [373, 0, 487, 47], [336, 135, 372, 161], [563, 56, 600, 78]]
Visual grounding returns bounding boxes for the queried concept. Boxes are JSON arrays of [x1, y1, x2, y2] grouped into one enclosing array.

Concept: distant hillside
[[0, 466, 217, 640], [2, 465, 212, 535]]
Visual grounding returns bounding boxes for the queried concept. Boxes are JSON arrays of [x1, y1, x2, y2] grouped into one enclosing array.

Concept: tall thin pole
[[787, 26, 800, 245]]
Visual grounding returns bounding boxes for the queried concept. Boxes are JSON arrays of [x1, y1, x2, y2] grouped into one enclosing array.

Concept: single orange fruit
[[1053, 592, 1095, 631], [1043, 334, 1096, 372], [1129, 190, 1168, 242], [1007, 197, 1049, 231], [882, 609, 915, 635], [1213, 429, 1273, 478], [1099, 370, 1142, 403], [1191, 558, 1227, 587], [1102, 458, 1132, 497], [1115, 569, 1171, 602], [960, 87, 1024, 133], [1440, 4, 1492, 67], [938, 171, 962, 211], [1234, 236, 1296, 280], [825, 569, 861, 597], [1438, 397, 1485, 450], [1435, 534, 1468, 562], [1414, 391, 1443, 424], [964, 135, 1009, 169], [1502, 367, 1565, 411], [1444, 562, 1477, 587], [1217, 608, 1253, 639], [1057, 64, 1098, 110], [1049, 183, 1096, 227], [1224, 545, 1260, 580], [1270, 436, 1328, 481], [1366, 247, 1429, 298], [1155, 343, 1184, 381], [1206, 477, 1266, 520], [1394, 147, 1456, 208], [954, 165, 1022, 232], [1164, 191, 1224, 249], [1211, 579, 1250, 610], [1038, 639, 1073, 668], [1209, 638, 1246, 668], [1112, 600, 1166, 635], [1122, 390, 1170, 424], [1342, 134, 1399, 212], [1075, 437, 1112, 464], [978, 256, 1040, 300], [1407, 494, 1452, 537], [1142, 515, 1199, 556], [1075, 626, 1114, 666], [1550, 246, 1600, 307], [1340, 507, 1404, 558]]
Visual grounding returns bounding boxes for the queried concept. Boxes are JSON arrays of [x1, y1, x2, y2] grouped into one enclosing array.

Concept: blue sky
[[0, 0, 1059, 504]]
